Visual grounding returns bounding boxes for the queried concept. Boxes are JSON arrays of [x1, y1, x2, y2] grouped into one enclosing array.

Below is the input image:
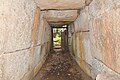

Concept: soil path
[[33, 49, 92, 80]]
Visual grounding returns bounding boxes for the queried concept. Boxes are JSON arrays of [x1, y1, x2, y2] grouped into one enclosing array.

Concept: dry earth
[[33, 49, 92, 80]]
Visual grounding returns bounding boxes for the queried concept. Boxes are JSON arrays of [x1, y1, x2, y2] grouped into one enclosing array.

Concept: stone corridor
[[0, 0, 120, 80], [33, 49, 92, 80]]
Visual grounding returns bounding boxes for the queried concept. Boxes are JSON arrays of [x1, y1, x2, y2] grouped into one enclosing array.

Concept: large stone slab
[[3, 50, 31, 80], [96, 73, 120, 80], [35, 0, 86, 10], [74, 7, 89, 32], [31, 7, 41, 47], [90, 9, 120, 73], [0, 55, 3, 80], [69, 0, 120, 78], [44, 10, 78, 22], [43, 10, 78, 26], [36, 11, 51, 45], [34, 46, 41, 67], [0, 0, 36, 53]]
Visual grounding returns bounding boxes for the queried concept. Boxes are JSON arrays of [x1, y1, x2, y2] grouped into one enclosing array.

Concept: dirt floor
[[33, 49, 93, 80]]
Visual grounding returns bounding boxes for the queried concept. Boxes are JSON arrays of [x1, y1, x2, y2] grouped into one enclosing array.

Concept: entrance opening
[[52, 25, 69, 50], [53, 28, 63, 49]]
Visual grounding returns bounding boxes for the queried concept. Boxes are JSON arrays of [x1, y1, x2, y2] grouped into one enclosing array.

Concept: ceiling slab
[[37, 0, 93, 26], [44, 10, 78, 22], [35, 0, 86, 10], [49, 21, 72, 27], [42, 10, 78, 26]]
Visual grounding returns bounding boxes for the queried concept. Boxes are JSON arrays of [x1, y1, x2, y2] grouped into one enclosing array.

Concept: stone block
[[36, 12, 44, 45], [34, 46, 41, 67], [74, 7, 89, 32], [0, 0, 36, 53], [3, 49, 31, 80], [44, 10, 78, 26], [90, 9, 120, 73], [96, 73, 120, 80], [31, 7, 41, 47], [0, 54, 3, 80], [35, 0, 86, 10]]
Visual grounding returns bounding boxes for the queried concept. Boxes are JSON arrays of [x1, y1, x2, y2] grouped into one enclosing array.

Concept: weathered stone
[[96, 73, 120, 80], [36, 12, 44, 45], [35, 0, 86, 10], [74, 7, 89, 32], [50, 22, 72, 27], [36, 11, 51, 45], [34, 46, 41, 67], [85, 0, 93, 6], [32, 7, 41, 47], [33, 44, 49, 76], [0, 0, 36, 53], [3, 50, 31, 80], [0, 28, 4, 55], [0, 54, 3, 80], [91, 8, 120, 73], [68, 0, 120, 79], [1, 0, 120, 80], [42, 19, 51, 44], [31, 9, 51, 77], [0, 0, 52, 80], [43, 10, 78, 26]]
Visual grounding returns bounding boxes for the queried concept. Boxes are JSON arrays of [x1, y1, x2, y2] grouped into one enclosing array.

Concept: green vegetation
[[53, 37, 61, 47], [53, 28, 66, 47], [53, 28, 62, 47]]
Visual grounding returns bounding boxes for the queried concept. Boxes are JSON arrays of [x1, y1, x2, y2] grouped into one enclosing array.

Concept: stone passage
[[33, 49, 92, 80], [1, 0, 120, 80]]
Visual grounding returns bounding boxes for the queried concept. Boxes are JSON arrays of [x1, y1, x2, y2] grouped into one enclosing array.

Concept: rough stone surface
[[42, 19, 51, 45], [0, 0, 36, 53], [91, 9, 120, 73], [1, 0, 120, 80], [68, 0, 120, 79], [3, 50, 30, 80], [0, 0, 36, 80], [31, 7, 51, 77], [31, 7, 51, 78], [74, 7, 90, 32], [49, 22, 73, 27], [35, 0, 86, 10], [96, 73, 120, 80], [0, 0, 52, 79], [36, 11, 51, 45], [0, 55, 3, 80], [34, 46, 41, 67], [36, 12, 44, 45], [43, 10, 78, 26], [88, 0, 120, 74], [32, 7, 41, 47], [0, 28, 4, 55]]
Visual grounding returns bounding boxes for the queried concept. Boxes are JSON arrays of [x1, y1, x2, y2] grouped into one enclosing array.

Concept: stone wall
[[69, 0, 120, 79], [32, 10, 51, 77], [0, 0, 51, 80]]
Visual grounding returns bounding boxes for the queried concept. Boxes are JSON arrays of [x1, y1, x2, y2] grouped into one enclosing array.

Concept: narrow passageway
[[1, 0, 120, 80], [33, 49, 92, 80]]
